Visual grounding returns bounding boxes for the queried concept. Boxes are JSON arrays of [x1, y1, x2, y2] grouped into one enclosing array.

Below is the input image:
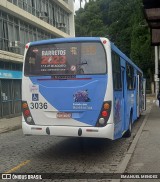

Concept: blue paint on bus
[[30, 74, 108, 126]]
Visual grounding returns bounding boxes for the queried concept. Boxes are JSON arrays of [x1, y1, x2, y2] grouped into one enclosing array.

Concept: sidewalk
[[0, 116, 21, 134], [111, 102, 160, 182], [124, 104, 160, 174]]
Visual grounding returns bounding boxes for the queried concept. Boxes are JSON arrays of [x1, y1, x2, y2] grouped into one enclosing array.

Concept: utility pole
[[155, 46, 159, 98]]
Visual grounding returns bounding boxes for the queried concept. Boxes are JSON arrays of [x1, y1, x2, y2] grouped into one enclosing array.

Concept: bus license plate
[[57, 112, 72, 119]]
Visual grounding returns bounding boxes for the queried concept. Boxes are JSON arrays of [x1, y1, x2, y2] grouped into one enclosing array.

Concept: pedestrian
[[157, 91, 160, 107]]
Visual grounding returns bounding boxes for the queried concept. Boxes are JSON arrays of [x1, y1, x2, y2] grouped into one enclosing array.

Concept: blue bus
[[22, 37, 146, 140]]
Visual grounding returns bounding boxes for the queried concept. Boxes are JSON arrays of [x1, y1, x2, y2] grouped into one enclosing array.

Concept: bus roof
[[30, 37, 101, 46], [29, 37, 143, 74]]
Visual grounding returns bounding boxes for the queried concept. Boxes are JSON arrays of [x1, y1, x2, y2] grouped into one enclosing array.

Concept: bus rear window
[[24, 42, 107, 76]]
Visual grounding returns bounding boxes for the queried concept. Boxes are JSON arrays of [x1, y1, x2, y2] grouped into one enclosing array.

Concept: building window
[[7, 0, 70, 34], [0, 10, 56, 55], [0, 60, 22, 71]]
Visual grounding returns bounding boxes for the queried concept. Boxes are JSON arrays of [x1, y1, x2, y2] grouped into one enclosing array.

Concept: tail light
[[96, 101, 111, 127], [25, 43, 29, 49], [24, 110, 30, 117], [102, 111, 108, 117], [22, 101, 35, 125]]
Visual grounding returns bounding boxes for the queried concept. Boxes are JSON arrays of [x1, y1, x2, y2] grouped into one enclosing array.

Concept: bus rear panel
[[22, 38, 114, 139]]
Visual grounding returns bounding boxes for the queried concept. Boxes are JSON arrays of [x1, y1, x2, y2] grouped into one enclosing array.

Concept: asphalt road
[[0, 105, 151, 182], [0, 99, 155, 182]]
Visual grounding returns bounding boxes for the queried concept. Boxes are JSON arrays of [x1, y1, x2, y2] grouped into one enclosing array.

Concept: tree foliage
[[75, 0, 154, 82]]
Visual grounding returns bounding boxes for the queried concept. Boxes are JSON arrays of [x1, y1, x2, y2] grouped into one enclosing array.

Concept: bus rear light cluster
[[22, 101, 35, 125], [96, 101, 112, 127]]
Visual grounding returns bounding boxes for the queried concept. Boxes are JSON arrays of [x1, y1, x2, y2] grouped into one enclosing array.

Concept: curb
[[111, 105, 153, 182], [0, 125, 22, 134]]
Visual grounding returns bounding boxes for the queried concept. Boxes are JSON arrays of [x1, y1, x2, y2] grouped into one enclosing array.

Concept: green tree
[[130, 0, 154, 79], [75, 0, 154, 90], [75, 1, 107, 37]]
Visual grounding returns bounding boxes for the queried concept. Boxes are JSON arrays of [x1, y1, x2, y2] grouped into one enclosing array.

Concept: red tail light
[[102, 111, 108, 117], [24, 110, 30, 117], [25, 44, 29, 49]]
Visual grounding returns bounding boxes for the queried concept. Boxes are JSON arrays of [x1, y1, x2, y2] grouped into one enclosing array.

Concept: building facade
[[0, 0, 75, 118]]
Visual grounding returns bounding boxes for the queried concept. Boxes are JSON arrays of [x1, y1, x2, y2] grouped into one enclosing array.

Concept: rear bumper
[[22, 121, 114, 140]]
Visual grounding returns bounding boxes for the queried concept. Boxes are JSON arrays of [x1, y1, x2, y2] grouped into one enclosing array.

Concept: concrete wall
[[0, 50, 23, 63]]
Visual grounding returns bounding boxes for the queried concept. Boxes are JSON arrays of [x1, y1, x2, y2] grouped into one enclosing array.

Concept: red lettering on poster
[[41, 56, 66, 65]]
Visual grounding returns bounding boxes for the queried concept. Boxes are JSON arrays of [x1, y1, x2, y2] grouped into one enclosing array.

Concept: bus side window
[[112, 51, 122, 90], [126, 63, 134, 90]]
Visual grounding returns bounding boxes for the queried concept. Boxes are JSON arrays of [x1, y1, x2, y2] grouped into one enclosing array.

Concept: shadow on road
[[35, 136, 127, 163]]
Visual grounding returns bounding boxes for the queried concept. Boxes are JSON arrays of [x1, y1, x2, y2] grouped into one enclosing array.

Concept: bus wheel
[[124, 116, 132, 138]]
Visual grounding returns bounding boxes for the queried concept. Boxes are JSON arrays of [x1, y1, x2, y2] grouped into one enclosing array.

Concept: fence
[[0, 79, 21, 118]]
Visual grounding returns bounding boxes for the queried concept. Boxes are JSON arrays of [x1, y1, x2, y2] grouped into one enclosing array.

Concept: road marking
[[5, 160, 31, 173]]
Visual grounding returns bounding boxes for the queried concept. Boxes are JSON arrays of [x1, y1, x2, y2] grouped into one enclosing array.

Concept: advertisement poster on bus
[[40, 49, 67, 73]]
